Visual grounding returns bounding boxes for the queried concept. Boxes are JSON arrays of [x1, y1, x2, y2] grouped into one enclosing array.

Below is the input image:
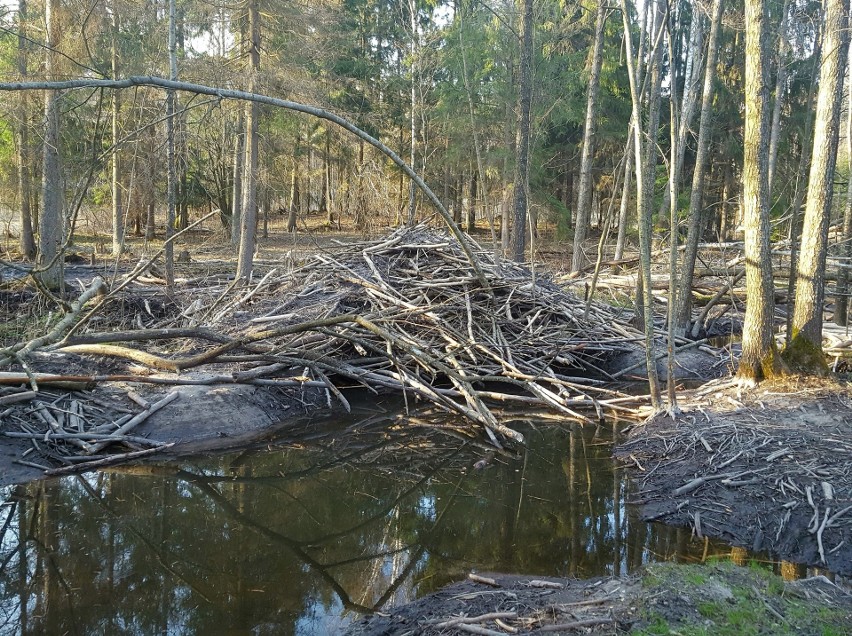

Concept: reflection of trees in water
[[0, 419, 813, 634]]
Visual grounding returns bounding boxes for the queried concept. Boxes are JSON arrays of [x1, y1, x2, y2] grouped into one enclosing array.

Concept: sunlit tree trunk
[[785, 0, 850, 372], [620, 0, 662, 409], [571, 0, 607, 273], [165, 0, 177, 288], [111, 5, 123, 256], [16, 0, 35, 260], [512, 0, 534, 262], [237, 0, 260, 280], [231, 109, 244, 248], [767, 0, 791, 195], [38, 0, 63, 291], [835, 43, 852, 326], [738, 0, 781, 383], [785, 38, 821, 342], [674, 0, 724, 336]]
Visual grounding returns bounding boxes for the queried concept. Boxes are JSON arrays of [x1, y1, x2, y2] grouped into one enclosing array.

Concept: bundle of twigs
[[4, 225, 651, 447]]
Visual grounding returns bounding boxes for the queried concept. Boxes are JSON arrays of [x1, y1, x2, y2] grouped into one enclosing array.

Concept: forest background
[[0, 0, 849, 401]]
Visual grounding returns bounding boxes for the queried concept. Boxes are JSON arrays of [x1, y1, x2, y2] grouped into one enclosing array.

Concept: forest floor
[[3, 213, 852, 632]]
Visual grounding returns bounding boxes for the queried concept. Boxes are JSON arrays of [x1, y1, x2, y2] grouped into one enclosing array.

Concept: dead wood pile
[[1, 225, 649, 465]]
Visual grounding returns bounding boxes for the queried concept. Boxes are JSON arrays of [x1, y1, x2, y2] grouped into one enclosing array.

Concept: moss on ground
[[631, 561, 851, 636]]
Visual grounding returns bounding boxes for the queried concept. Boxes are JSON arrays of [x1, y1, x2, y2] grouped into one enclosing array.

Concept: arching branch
[[0, 76, 491, 292]]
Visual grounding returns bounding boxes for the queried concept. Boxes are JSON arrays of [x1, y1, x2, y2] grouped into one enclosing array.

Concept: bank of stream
[[2, 403, 845, 635]]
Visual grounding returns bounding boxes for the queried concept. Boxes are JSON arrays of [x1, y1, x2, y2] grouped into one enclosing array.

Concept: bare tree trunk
[[16, 0, 35, 260], [785, 37, 821, 343], [38, 0, 63, 291], [767, 0, 792, 195], [111, 5, 123, 256], [613, 131, 633, 266], [656, 6, 705, 222], [236, 0, 260, 280], [738, 0, 782, 383], [467, 167, 477, 232], [288, 131, 300, 233], [407, 0, 417, 226], [571, 0, 607, 273], [620, 0, 663, 409], [231, 109, 244, 248], [786, 0, 849, 371], [835, 43, 852, 326], [165, 0, 178, 288], [512, 0, 534, 262], [674, 0, 725, 335]]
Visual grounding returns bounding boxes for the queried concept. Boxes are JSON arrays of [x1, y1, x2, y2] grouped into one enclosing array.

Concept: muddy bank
[[616, 377, 852, 577], [345, 562, 852, 635], [0, 372, 330, 486]]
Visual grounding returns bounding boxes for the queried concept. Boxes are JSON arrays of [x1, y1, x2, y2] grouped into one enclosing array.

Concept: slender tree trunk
[[620, 0, 662, 408], [613, 131, 633, 266], [236, 0, 260, 280], [16, 0, 35, 260], [785, 0, 850, 371], [288, 131, 300, 233], [512, 0, 534, 262], [738, 0, 781, 382], [165, 0, 178, 288], [111, 6, 123, 256], [571, 0, 607, 273], [467, 167, 477, 232], [38, 0, 63, 291], [674, 0, 725, 335], [835, 42, 852, 326], [656, 6, 705, 222], [767, 0, 791, 195], [786, 37, 822, 343], [231, 109, 245, 248], [459, 5, 498, 254], [407, 0, 417, 226]]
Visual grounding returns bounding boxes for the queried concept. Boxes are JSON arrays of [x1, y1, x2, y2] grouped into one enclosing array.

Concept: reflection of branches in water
[[178, 446, 465, 614], [0, 500, 18, 578], [74, 476, 215, 603], [181, 475, 374, 614]]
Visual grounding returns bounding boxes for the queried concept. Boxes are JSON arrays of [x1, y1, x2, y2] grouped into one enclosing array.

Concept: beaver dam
[[0, 225, 682, 472]]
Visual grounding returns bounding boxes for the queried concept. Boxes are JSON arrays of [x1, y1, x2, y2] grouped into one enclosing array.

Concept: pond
[[0, 406, 765, 635]]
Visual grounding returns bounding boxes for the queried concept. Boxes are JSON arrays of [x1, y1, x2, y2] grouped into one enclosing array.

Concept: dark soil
[[616, 376, 852, 577]]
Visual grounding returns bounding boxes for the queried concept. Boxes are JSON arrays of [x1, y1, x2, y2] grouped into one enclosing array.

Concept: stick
[[86, 391, 180, 454], [44, 443, 175, 476]]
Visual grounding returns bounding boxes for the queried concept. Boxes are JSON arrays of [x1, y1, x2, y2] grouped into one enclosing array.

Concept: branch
[[0, 76, 491, 293]]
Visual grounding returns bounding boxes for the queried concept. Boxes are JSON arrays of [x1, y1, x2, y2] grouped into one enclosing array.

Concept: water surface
[[0, 409, 744, 635]]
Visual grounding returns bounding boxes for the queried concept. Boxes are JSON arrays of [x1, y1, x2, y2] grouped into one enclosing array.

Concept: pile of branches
[[617, 382, 852, 575], [2, 225, 649, 449]]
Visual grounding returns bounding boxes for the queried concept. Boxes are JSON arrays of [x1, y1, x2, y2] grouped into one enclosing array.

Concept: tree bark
[[674, 0, 724, 335], [785, 0, 849, 372], [835, 40, 852, 326], [230, 108, 245, 248], [738, 0, 781, 382], [511, 0, 534, 262], [16, 0, 35, 260], [767, 0, 791, 195], [165, 0, 178, 288], [111, 6, 123, 256], [785, 37, 821, 342], [620, 0, 663, 409], [571, 1, 607, 273], [38, 0, 63, 291], [236, 0, 260, 280]]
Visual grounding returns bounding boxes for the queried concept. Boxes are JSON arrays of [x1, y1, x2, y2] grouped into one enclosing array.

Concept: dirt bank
[[345, 561, 852, 635], [616, 376, 852, 577]]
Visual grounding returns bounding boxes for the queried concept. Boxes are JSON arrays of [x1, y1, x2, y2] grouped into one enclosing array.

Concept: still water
[[0, 408, 743, 635]]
